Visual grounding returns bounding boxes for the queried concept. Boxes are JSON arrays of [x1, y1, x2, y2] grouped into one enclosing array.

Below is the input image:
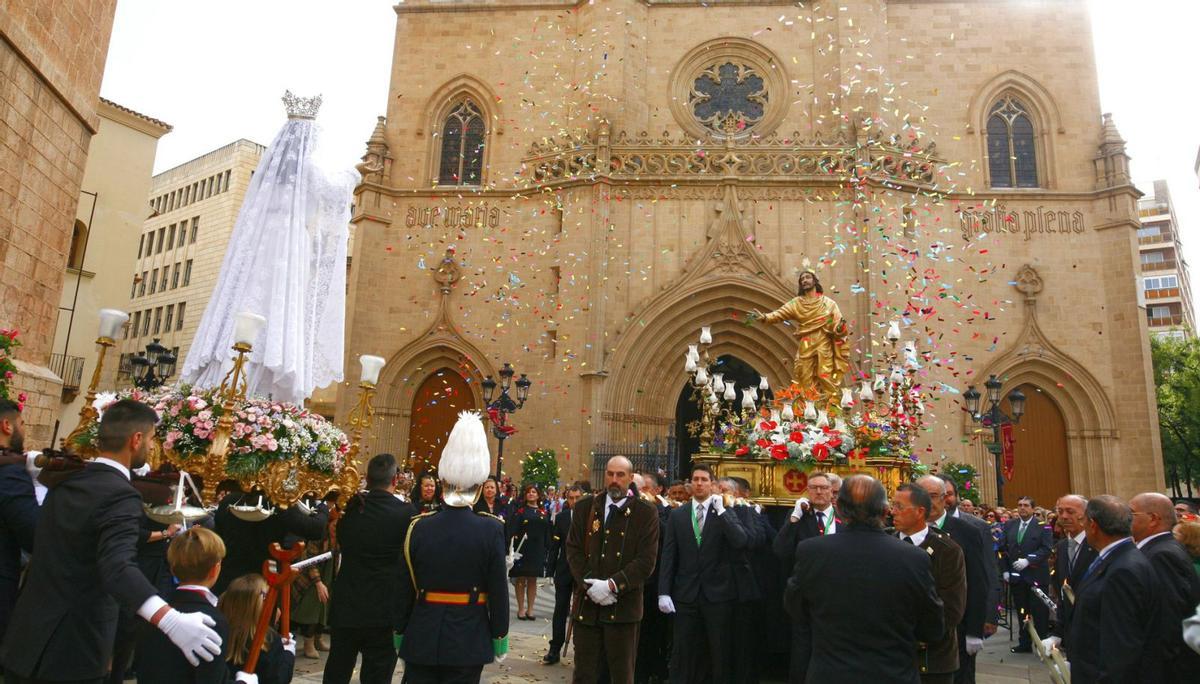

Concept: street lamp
[[964, 374, 1027, 507], [130, 338, 177, 390], [481, 362, 532, 479]]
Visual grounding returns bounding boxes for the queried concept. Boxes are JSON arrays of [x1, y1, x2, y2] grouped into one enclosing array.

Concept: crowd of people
[[3, 396, 1200, 683]]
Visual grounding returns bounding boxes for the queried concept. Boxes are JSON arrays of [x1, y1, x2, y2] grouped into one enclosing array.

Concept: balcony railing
[[1145, 288, 1182, 300], [1148, 315, 1185, 328], [1138, 233, 1170, 245], [49, 354, 85, 393], [1142, 259, 1178, 272]]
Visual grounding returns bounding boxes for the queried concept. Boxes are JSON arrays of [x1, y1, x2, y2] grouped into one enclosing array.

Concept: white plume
[[438, 411, 491, 490]]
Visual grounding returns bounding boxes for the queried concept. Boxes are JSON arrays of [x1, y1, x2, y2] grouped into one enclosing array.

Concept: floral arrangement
[[710, 383, 922, 468], [72, 385, 349, 479], [0, 329, 27, 409], [520, 448, 559, 491]]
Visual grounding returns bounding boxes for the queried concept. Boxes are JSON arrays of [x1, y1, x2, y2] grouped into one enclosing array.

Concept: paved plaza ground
[[293, 581, 1054, 683]]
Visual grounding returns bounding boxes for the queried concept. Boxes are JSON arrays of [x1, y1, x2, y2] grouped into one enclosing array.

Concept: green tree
[[941, 461, 982, 505], [521, 448, 560, 490], [1151, 334, 1200, 497]]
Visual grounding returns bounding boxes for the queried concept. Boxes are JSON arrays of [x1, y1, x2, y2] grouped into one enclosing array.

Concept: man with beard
[[1, 399, 222, 682], [566, 456, 660, 684], [0, 399, 38, 644]]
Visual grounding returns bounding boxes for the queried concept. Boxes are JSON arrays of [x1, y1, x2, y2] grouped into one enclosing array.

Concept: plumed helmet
[[438, 411, 492, 491]]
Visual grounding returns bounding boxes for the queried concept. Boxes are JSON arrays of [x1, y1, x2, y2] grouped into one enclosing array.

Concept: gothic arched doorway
[[1002, 384, 1069, 507], [674, 354, 772, 480], [406, 367, 477, 474]]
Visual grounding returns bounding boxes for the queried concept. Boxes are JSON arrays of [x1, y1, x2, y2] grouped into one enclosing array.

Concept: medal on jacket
[[592, 517, 600, 533]]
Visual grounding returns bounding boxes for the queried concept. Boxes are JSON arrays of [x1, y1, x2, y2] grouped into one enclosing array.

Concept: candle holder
[[61, 309, 129, 455]]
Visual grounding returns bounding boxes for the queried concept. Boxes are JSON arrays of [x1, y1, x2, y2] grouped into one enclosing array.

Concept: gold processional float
[[51, 309, 382, 525], [688, 271, 928, 503]]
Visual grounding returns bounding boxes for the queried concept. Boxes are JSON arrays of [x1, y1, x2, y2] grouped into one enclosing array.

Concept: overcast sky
[[100, 0, 1199, 284]]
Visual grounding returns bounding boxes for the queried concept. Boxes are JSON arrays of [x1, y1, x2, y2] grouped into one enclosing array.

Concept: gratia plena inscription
[[405, 203, 502, 229], [959, 205, 1085, 241]]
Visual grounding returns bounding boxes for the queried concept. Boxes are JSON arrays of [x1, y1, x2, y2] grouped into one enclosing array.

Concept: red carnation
[[770, 444, 789, 460], [756, 438, 771, 449], [789, 431, 804, 444], [759, 420, 777, 432], [812, 443, 830, 461]]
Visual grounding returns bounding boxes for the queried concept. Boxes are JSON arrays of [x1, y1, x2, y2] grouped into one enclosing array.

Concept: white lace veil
[[181, 96, 358, 404]]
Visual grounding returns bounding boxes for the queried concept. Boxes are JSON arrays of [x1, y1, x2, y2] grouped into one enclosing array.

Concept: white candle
[[359, 355, 386, 385], [699, 327, 713, 344], [859, 380, 876, 402], [741, 391, 755, 409], [886, 320, 902, 342], [233, 312, 267, 346], [695, 367, 709, 385], [97, 309, 129, 340], [841, 388, 855, 408], [781, 402, 795, 421], [687, 345, 699, 362], [685, 355, 698, 373], [770, 409, 781, 425], [759, 376, 769, 391], [816, 410, 829, 428], [723, 383, 737, 401], [804, 401, 817, 421], [890, 366, 905, 384], [873, 374, 887, 392]]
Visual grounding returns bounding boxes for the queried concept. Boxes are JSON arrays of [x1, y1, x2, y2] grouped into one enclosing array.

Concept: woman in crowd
[[410, 471, 442, 514], [289, 493, 336, 659], [220, 574, 295, 684], [1173, 520, 1200, 577], [508, 484, 550, 620], [472, 477, 506, 519]]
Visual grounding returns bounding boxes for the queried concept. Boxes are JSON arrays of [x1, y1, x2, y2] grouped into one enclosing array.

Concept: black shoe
[[542, 651, 561, 665], [1011, 645, 1032, 654]]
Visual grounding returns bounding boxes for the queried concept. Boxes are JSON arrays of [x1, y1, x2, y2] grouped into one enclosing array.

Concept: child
[[220, 574, 295, 684], [136, 526, 229, 683]]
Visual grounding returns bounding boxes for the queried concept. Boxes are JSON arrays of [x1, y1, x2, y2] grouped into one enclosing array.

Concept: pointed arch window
[[986, 96, 1039, 188], [437, 99, 485, 186], [67, 220, 88, 270]]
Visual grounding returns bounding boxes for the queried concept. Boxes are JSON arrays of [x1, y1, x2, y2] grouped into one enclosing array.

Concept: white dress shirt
[[899, 525, 930, 547], [603, 493, 629, 523], [1135, 530, 1172, 549], [92, 457, 130, 480], [812, 504, 836, 534]]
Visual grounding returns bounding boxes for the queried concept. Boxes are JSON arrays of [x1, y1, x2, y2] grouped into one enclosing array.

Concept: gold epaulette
[[404, 511, 439, 590], [477, 511, 504, 524]]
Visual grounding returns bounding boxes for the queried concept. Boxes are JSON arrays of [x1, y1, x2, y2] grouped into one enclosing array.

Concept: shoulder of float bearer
[[476, 511, 504, 525]]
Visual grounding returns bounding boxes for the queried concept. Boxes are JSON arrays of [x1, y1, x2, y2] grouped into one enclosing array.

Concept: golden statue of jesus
[[752, 270, 850, 407]]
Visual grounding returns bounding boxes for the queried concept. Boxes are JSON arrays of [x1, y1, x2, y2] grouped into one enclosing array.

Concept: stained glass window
[[438, 100, 485, 185], [690, 62, 767, 135], [986, 97, 1039, 188]]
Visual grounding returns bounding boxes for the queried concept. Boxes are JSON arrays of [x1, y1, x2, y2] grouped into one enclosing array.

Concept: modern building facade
[[1, 1, 120, 446], [1137, 180, 1195, 340], [50, 98, 170, 444], [117, 139, 265, 385], [342, 0, 1162, 503]]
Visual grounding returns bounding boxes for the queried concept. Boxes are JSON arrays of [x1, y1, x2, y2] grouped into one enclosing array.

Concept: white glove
[[1041, 636, 1061, 653], [235, 673, 259, 684], [1183, 604, 1200, 655], [585, 578, 617, 606], [157, 608, 222, 666], [495, 652, 508, 664], [1012, 558, 1030, 572], [790, 498, 809, 521], [964, 636, 984, 656], [281, 633, 295, 655], [1002, 572, 1010, 583], [711, 498, 725, 516], [657, 595, 676, 614]]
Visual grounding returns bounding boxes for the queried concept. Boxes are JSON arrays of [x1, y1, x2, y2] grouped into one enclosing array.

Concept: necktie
[[1081, 552, 1104, 581], [697, 503, 706, 533], [815, 510, 825, 535], [1067, 538, 1080, 571], [606, 503, 619, 528], [1018, 520, 1029, 544], [902, 536, 914, 545]]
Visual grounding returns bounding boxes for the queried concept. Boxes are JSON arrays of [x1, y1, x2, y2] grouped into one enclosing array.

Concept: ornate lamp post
[[963, 375, 1027, 507], [481, 363, 532, 479], [130, 338, 178, 390]]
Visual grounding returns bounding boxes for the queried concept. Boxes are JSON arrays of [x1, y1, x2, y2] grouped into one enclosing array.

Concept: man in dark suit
[[566, 456, 660, 684], [1, 399, 222, 683], [658, 463, 748, 684], [0, 399, 38, 645], [1067, 495, 1162, 681], [543, 484, 581, 665], [213, 485, 328, 594], [786, 475, 944, 682], [396, 412, 509, 684], [893, 483, 967, 684], [634, 472, 671, 684], [1001, 496, 1052, 653], [917, 476, 992, 684], [1130, 491, 1200, 680], [324, 452, 416, 684], [1044, 494, 1094, 656], [718, 478, 767, 684], [772, 472, 837, 683]]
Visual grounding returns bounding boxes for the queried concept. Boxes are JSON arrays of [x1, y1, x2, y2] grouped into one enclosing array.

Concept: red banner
[[1000, 422, 1016, 482]]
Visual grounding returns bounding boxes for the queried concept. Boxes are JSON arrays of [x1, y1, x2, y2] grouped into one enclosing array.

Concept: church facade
[[341, 0, 1162, 503]]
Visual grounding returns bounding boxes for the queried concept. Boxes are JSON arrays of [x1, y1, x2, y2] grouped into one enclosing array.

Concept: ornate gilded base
[[692, 451, 914, 506]]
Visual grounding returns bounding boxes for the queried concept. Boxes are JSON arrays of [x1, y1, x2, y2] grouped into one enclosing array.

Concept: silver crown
[[282, 90, 322, 120]]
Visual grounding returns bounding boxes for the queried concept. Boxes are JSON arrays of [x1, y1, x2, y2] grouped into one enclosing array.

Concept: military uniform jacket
[[912, 526, 966, 676], [396, 506, 509, 667], [565, 494, 660, 625]]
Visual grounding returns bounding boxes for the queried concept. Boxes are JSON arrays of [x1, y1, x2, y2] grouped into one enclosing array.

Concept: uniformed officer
[[396, 412, 509, 684], [566, 455, 661, 684]]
